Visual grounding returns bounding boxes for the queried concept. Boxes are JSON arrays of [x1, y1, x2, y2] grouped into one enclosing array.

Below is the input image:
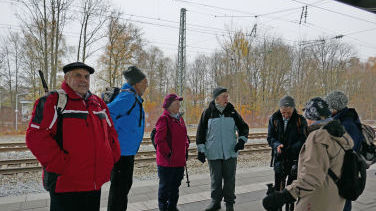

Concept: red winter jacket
[[26, 81, 120, 193], [155, 110, 189, 167]]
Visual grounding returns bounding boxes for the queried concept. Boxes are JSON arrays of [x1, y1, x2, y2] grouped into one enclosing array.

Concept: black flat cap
[[63, 62, 95, 74]]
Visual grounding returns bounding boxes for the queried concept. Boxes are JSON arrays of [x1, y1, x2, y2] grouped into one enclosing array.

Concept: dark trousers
[[49, 190, 101, 211], [208, 158, 237, 204], [158, 165, 184, 211], [274, 161, 296, 211], [108, 155, 135, 211]]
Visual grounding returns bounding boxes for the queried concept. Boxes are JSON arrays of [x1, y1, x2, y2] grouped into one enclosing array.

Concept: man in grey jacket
[[196, 87, 249, 211]]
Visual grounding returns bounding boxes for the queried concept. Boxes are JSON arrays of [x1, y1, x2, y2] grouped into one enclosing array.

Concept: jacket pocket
[[43, 168, 60, 192]]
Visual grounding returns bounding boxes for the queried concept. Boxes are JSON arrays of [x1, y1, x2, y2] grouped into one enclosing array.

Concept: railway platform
[[0, 165, 375, 211]]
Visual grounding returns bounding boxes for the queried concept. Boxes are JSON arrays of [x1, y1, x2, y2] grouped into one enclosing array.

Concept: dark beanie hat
[[163, 93, 183, 109], [325, 90, 348, 111], [63, 62, 94, 74], [303, 97, 331, 120], [279, 95, 295, 108], [122, 66, 146, 85], [212, 87, 228, 99]]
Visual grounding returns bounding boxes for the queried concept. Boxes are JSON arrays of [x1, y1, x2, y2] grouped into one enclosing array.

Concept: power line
[[214, 7, 302, 18], [291, 0, 376, 25], [173, 0, 255, 16]]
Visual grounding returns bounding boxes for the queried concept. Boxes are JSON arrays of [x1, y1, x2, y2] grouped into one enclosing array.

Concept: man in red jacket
[[26, 62, 120, 211]]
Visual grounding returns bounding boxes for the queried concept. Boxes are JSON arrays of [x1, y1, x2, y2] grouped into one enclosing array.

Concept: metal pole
[[15, 95, 18, 131], [177, 8, 186, 96]]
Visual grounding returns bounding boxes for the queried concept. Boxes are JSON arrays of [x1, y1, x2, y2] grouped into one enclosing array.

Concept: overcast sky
[[1, 0, 375, 63]]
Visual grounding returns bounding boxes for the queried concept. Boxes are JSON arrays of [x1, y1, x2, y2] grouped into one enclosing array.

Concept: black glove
[[197, 152, 206, 163], [234, 139, 245, 152], [262, 189, 295, 210], [186, 149, 189, 161]]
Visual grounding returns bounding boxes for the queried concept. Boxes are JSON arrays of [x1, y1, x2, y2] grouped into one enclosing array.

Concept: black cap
[[212, 87, 228, 99], [122, 66, 146, 85], [279, 96, 295, 108], [63, 62, 95, 74]]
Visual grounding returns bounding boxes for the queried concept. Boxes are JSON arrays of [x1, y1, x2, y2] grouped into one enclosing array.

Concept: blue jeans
[[158, 165, 184, 210]]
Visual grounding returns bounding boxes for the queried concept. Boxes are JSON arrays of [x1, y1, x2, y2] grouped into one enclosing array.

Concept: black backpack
[[102, 87, 122, 104], [150, 118, 169, 150], [328, 137, 367, 201], [359, 124, 376, 168], [150, 128, 158, 150], [102, 87, 144, 127]]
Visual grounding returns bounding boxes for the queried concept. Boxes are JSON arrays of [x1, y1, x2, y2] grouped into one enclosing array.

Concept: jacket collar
[[163, 109, 181, 119], [209, 100, 234, 113], [122, 83, 143, 103], [333, 107, 361, 124], [61, 81, 91, 100]]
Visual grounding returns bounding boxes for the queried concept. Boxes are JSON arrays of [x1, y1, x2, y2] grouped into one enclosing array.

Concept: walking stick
[[185, 164, 190, 187]]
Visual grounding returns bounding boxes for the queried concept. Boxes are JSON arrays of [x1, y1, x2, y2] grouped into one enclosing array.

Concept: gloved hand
[[197, 152, 206, 163], [234, 139, 246, 152], [186, 149, 189, 161], [262, 189, 295, 210]]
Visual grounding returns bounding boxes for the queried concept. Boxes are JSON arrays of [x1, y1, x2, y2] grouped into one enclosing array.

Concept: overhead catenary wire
[[291, 0, 376, 26], [1, 0, 375, 57]]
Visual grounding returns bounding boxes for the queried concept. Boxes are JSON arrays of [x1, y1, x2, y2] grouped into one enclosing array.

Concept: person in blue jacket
[[107, 66, 148, 211], [325, 90, 364, 211]]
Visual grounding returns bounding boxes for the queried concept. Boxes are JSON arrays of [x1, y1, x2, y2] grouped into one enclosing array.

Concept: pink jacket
[[155, 110, 189, 167]]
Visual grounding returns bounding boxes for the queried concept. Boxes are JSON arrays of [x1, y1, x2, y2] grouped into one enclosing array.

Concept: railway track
[[0, 132, 268, 153], [0, 142, 271, 175], [1, 127, 375, 175]]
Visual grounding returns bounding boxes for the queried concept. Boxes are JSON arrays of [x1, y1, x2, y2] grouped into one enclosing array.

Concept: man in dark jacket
[[196, 87, 249, 211], [267, 95, 307, 211], [26, 62, 120, 211], [325, 90, 364, 211]]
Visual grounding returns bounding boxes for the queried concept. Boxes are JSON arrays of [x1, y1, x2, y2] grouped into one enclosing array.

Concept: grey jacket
[[196, 101, 249, 160]]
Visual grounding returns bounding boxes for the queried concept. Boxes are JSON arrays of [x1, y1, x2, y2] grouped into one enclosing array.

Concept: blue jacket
[[333, 107, 363, 152], [108, 83, 145, 156]]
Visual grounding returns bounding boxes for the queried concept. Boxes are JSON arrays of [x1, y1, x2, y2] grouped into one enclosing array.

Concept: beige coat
[[286, 121, 354, 211]]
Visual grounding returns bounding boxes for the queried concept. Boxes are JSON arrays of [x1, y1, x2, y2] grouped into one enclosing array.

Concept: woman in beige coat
[[263, 97, 353, 211]]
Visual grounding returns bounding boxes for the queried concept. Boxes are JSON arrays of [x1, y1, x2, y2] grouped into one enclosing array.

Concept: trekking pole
[[185, 164, 190, 187], [38, 70, 49, 94]]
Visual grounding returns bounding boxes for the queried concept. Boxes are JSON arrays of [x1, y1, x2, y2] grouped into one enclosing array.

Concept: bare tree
[[18, 0, 71, 89], [76, 0, 110, 62]]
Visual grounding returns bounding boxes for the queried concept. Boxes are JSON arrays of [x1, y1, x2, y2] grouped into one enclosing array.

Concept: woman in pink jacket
[[154, 93, 189, 211]]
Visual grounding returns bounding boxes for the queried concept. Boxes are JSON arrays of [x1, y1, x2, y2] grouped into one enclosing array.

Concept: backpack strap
[[54, 89, 68, 154], [124, 89, 144, 127], [56, 89, 67, 112], [273, 118, 278, 134], [328, 168, 339, 183], [297, 116, 301, 132]]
